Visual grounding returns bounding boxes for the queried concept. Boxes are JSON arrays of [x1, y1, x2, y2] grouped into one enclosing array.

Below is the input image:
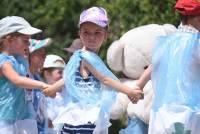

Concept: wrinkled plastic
[[46, 90, 67, 121], [15, 55, 37, 119], [53, 50, 117, 134], [0, 54, 29, 121], [0, 119, 38, 134], [150, 31, 200, 134]]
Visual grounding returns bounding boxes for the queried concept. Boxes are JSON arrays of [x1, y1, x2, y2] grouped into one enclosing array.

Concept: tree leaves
[[0, 0, 179, 60]]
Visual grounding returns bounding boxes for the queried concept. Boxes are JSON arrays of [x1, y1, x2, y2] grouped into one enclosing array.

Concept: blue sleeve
[[0, 54, 14, 68]]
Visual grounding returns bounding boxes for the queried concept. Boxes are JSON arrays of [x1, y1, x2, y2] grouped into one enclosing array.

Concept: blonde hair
[[0, 32, 22, 52]]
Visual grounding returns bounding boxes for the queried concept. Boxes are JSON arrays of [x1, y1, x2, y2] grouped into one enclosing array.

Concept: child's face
[[30, 48, 46, 71], [79, 22, 107, 52], [45, 68, 63, 84], [8, 33, 30, 56]]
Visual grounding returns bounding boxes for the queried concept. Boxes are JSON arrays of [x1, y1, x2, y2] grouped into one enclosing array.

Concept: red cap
[[175, 0, 200, 16]]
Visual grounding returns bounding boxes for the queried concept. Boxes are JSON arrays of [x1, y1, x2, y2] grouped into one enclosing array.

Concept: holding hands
[[41, 83, 51, 90], [127, 85, 144, 104], [43, 86, 56, 98], [42, 79, 64, 98]]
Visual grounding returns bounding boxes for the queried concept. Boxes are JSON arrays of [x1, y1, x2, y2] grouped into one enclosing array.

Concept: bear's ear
[[107, 40, 124, 71]]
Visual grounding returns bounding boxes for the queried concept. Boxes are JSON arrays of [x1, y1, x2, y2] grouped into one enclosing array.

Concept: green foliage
[[0, 0, 179, 60]]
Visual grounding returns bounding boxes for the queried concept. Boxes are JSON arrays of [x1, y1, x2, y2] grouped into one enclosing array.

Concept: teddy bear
[[107, 24, 177, 133]]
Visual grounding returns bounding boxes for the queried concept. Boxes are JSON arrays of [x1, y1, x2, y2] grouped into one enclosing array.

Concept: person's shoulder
[[0, 53, 9, 60], [0, 53, 16, 67]]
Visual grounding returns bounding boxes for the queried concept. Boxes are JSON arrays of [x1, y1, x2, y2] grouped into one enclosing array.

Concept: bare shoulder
[[0, 61, 11, 77], [1, 61, 12, 70]]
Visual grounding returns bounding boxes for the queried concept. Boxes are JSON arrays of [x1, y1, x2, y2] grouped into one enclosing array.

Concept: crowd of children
[[0, 16, 49, 134], [0, 0, 200, 133]]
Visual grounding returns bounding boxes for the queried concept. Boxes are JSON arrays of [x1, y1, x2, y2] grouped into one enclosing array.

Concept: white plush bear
[[107, 24, 177, 79], [107, 24, 177, 127]]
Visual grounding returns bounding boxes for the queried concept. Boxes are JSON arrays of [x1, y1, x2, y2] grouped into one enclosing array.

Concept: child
[[135, 0, 200, 133], [41, 54, 66, 133], [28, 38, 52, 134], [41, 54, 65, 84], [43, 7, 143, 134], [0, 16, 50, 134]]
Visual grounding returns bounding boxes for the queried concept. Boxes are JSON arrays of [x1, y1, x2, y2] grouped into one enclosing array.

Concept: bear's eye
[[144, 65, 148, 70]]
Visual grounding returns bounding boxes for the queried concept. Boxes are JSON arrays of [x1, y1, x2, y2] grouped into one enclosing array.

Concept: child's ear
[[78, 31, 83, 42], [104, 31, 109, 41], [4, 35, 14, 45], [78, 30, 82, 40], [5, 35, 13, 42], [78, 29, 81, 36]]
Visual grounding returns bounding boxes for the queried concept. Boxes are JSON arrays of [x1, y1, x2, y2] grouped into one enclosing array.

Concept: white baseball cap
[[43, 54, 65, 68], [0, 16, 42, 38]]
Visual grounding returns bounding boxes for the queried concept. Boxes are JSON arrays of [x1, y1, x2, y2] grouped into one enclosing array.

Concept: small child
[[41, 54, 66, 133], [28, 38, 52, 134], [43, 7, 143, 134], [0, 16, 49, 134], [41, 54, 65, 84]]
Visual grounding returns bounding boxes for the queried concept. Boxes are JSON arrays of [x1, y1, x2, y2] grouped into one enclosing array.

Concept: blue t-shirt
[[0, 53, 29, 121]]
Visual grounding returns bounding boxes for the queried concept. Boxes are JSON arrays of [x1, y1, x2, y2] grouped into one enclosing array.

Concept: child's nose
[[88, 33, 96, 40]]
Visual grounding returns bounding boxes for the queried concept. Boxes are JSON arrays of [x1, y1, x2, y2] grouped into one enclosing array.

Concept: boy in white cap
[[41, 55, 66, 133], [0, 16, 50, 134], [42, 55, 65, 84]]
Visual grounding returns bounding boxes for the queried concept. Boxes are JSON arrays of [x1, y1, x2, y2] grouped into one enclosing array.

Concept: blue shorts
[[61, 123, 96, 134]]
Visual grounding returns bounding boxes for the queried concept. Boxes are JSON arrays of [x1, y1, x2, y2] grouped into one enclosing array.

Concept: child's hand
[[42, 79, 64, 98], [126, 85, 144, 104], [128, 90, 143, 104], [40, 83, 51, 90], [43, 86, 56, 98]]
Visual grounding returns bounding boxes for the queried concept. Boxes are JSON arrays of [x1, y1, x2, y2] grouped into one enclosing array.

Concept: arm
[[82, 60, 143, 99], [1, 62, 49, 89], [43, 79, 64, 97], [136, 65, 152, 90]]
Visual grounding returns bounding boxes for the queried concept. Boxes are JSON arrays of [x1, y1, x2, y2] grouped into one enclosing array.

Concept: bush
[[0, 0, 179, 60]]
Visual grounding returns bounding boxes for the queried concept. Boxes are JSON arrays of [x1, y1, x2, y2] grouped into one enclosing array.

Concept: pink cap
[[79, 7, 109, 28]]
